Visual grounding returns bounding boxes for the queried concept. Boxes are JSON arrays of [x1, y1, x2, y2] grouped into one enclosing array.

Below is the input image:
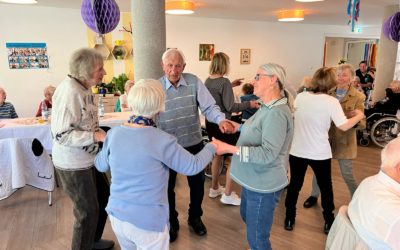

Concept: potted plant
[[114, 49, 124, 60], [110, 73, 129, 94]]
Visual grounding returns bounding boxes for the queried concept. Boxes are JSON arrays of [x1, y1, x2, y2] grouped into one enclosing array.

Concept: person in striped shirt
[[0, 87, 18, 119]]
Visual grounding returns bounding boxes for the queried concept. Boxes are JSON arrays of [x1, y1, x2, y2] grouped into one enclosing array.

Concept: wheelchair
[[358, 111, 400, 148]]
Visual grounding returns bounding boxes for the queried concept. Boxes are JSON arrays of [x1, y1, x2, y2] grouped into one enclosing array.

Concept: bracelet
[[235, 147, 240, 156]]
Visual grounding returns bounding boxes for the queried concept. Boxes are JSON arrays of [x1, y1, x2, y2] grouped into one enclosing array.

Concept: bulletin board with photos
[[6, 43, 49, 69]]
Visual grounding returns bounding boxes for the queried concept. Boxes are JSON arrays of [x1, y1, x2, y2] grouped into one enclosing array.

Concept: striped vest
[[158, 73, 202, 147]]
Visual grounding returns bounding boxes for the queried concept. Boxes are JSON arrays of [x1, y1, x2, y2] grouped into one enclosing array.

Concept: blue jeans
[[240, 187, 283, 250]]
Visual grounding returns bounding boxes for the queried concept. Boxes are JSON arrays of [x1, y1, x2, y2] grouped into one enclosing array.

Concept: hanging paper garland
[[81, 0, 120, 35], [383, 12, 400, 42], [347, 0, 360, 32]]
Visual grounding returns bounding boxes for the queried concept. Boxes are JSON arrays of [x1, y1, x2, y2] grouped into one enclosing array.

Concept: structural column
[[131, 0, 166, 80], [372, 5, 399, 102]]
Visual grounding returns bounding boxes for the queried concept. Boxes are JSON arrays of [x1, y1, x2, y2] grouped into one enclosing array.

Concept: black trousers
[[168, 142, 205, 225], [284, 155, 335, 223]]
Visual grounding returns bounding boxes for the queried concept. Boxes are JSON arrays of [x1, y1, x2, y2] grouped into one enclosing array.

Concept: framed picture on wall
[[240, 49, 251, 64], [199, 44, 214, 61]]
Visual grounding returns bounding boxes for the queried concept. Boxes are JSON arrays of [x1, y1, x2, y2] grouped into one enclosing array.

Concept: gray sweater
[[204, 77, 250, 119], [231, 99, 293, 193]]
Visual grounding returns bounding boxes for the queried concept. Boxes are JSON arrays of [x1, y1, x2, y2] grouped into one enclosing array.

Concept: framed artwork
[[240, 49, 251, 64], [199, 44, 214, 61], [6, 43, 49, 69]]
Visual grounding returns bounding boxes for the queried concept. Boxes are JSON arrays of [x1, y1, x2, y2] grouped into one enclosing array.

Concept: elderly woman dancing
[[51, 48, 113, 250], [303, 64, 365, 209], [95, 79, 228, 250], [222, 63, 294, 250], [284, 67, 365, 234]]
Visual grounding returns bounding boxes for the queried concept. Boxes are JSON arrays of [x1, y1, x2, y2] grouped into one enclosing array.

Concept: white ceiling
[[3, 0, 399, 27]]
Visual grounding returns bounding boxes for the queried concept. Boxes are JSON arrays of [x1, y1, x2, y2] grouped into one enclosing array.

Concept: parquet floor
[[0, 145, 381, 250]]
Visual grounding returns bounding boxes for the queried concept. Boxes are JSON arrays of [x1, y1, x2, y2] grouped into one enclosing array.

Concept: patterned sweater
[[51, 76, 100, 170]]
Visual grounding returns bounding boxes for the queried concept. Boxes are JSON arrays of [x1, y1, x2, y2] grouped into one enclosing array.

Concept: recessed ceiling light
[[277, 10, 304, 22], [165, 1, 195, 15], [0, 0, 37, 4]]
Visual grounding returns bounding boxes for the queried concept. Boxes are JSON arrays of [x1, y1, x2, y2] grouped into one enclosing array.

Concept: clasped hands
[[219, 119, 240, 134], [209, 137, 238, 156], [207, 119, 242, 155]]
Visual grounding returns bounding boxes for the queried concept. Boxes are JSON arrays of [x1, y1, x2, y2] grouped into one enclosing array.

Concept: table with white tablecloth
[[0, 112, 131, 152]]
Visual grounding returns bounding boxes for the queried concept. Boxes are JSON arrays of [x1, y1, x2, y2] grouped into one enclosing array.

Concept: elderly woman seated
[[95, 79, 229, 250], [366, 80, 400, 117], [115, 80, 134, 112], [35, 85, 56, 117], [0, 87, 18, 119]]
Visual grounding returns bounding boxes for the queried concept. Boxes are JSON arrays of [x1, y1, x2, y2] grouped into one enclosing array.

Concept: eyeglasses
[[254, 74, 270, 81]]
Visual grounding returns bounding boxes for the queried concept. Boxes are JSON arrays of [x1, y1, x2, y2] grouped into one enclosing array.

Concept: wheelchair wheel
[[370, 117, 400, 148]]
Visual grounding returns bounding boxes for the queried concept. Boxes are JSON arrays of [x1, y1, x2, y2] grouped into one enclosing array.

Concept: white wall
[[166, 16, 380, 91], [0, 5, 87, 117], [0, 5, 381, 117], [325, 37, 345, 67]]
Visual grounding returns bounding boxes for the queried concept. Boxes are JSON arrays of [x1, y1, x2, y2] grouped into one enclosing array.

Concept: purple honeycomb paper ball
[[383, 12, 400, 42], [81, 0, 120, 34]]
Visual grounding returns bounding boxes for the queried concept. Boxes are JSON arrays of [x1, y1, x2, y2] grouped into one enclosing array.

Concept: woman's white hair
[[127, 79, 165, 118], [259, 63, 294, 112], [381, 137, 400, 170], [44, 85, 56, 96], [162, 48, 186, 65], [69, 48, 103, 82]]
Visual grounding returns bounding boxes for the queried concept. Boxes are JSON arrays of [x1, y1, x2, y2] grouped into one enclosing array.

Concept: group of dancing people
[[46, 46, 373, 250]]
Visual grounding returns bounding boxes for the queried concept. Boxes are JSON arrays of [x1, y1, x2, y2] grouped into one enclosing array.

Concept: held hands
[[219, 119, 240, 134], [210, 137, 237, 155], [94, 128, 107, 142]]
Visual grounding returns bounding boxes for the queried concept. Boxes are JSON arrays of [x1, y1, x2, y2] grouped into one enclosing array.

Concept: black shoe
[[188, 217, 207, 236], [93, 239, 115, 250], [169, 219, 179, 243], [324, 221, 333, 234], [169, 227, 178, 242], [303, 196, 318, 208], [284, 218, 295, 231]]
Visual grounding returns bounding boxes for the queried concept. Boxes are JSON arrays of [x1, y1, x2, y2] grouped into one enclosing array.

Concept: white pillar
[[372, 5, 399, 102], [131, 0, 166, 80]]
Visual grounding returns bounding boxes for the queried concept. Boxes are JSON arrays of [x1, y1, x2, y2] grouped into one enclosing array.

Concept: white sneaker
[[209, 186, 225, 198], [220, 192, 241, 206]]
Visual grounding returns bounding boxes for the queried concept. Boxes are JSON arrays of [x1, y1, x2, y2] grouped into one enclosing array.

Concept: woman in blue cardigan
[[95, 79, 227, 249]]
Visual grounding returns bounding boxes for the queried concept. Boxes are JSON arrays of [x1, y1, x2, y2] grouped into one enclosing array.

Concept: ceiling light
[[0, 0, 37, 3], [165, 1, 195, 15], [296, 0, 324, 2], [277, 10, 304, 22]]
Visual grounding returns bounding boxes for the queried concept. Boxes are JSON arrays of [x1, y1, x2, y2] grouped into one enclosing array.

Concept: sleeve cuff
[[237, 146, 250, 163]]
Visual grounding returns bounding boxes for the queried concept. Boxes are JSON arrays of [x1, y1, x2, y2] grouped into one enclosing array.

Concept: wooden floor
[[0, 145, 381, 250]]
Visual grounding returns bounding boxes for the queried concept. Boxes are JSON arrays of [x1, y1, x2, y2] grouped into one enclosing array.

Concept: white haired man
[[157, 48, 237, 242], [348, 137, 400, 249]]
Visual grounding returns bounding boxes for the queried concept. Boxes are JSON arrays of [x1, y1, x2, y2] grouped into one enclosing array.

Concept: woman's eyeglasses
[[254, 74, 270, 81]]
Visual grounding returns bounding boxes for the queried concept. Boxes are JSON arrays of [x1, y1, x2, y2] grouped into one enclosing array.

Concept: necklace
[[127, 115, 156, 127]]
